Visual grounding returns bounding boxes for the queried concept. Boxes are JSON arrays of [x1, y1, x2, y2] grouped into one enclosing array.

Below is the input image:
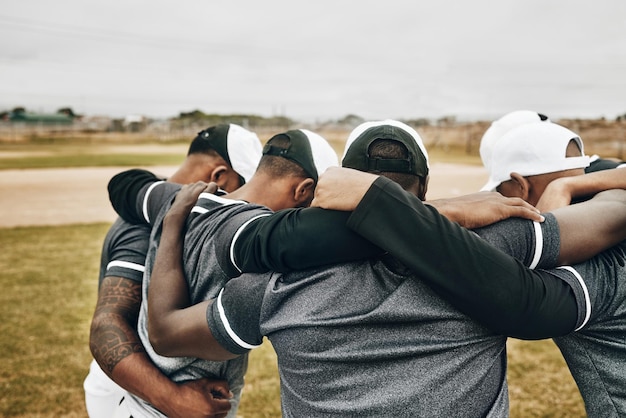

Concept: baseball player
[[85, 124, 261, 418], [106, 128, 339, 417]]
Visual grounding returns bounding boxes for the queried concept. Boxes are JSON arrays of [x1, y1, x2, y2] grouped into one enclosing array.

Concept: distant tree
[[436, 115, 457, 126], [171, 111, 295, 130], [57, 107, 78, 118], [12, 107, 26, 114], [403, 118, 431, 127], [337, 114, 365, 126], [177, 109, 208, 120]]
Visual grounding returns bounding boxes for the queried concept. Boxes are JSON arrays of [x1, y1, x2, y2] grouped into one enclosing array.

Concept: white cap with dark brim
[[481, 122, 590, 191]]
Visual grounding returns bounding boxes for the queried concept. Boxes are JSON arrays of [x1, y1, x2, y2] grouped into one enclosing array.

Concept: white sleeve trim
[[557, 265, 592, 331], [229, 214, 272, 274], [191, 192, 248, 216], [106, 260, 145, 273], [216, 289, 262, 350], [528, 221, 543, 269], [198, 192, 247, 205], [142, 181, 165, 224], [191, 206, 208, 215]]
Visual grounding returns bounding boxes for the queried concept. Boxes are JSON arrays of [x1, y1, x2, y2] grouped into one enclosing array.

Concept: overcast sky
[[1, 0, 626, 122]]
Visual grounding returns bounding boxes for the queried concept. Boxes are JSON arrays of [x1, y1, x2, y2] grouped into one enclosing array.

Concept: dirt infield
[[0, 166, 178, 228], [0, 163, 489, 228]]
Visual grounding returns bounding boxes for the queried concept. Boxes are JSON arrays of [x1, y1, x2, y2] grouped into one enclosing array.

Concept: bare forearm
[[92, 317, 233, 416], [90, 277, 144, 375], [89, 277, 177, 411], [426, 193, 543, 229], [568, 167, 626, 196], [148, 212, 193, 352], [553, 189, 626, 264], [148, 182, 242, 360], [149, 203, 234, 360], [150, 214, 190, 310], [543, 168, 626, 207]]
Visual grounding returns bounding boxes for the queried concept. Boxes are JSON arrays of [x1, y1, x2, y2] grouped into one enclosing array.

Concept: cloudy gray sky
[[1, 0, 625, 122]]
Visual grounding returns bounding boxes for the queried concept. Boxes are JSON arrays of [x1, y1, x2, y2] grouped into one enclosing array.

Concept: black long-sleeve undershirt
[[347, 177, 578, 339], [107, 169, 383, 273], [108, 169, 578, 338]]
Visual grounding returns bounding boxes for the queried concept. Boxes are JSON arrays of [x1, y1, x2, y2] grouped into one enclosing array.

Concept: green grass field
[[0, 223, 585, 417], [0, 139, 586, 417]]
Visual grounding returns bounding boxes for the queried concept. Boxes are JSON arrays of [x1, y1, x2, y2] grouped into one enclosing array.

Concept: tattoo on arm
[[90, 276, 145, 375]]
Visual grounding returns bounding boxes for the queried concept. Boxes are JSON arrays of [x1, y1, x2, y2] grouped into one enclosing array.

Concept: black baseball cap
[[263, 129, 332, 181], [342, 121, 429, 177], [190, 124, 262, 184]]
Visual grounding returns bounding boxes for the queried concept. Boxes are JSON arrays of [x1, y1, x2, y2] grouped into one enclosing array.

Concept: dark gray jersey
[[210, 260, 509, 418], [553, 241, 626, 417], [126, 181, 272, 418], [204, 192, 592, 417], [98, 217, 150, 287], [345, 178, 625, 417], [477, 216, 626, 416]]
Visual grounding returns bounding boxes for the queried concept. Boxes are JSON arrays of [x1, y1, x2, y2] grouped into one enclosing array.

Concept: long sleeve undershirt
[[108, 169, 382, 274], [109, 169, 579, 338], [347, 177, 578, 339]]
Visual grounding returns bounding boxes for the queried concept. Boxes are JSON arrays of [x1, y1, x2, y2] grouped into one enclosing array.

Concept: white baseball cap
[[481, 122, 590, 192], [480, 110, 550, 171]]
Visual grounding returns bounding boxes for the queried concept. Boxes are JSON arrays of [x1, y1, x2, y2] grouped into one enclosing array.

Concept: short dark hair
[[256, 134, 308, 179], [368, 139, 424, 191]]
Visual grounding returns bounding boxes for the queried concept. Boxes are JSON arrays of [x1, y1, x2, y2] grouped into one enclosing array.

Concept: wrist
[[163, 212, 187, 227], [425, 199, 461, 223], [149, 382, 184, 415]]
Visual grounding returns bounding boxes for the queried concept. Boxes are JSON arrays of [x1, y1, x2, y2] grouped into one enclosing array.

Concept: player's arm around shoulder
[[148, 182, 240, 361], [538, 166, 626, 212], [551, 188, 626, 265], [90, 275, 144, 376], [108, 168, 182, 225], [91, 276, 232, 417]]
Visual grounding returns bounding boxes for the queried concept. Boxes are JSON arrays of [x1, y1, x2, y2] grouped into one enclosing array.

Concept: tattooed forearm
[[90, 276, 145, 375]]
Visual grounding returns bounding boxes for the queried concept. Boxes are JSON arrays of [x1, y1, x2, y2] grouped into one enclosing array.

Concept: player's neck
[[227, 173, 297, 211]]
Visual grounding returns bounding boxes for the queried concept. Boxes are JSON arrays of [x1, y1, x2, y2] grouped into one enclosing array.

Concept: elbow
[[473, 309, 546, 340], [147, 320, 176, 357], [149, 334, 168, 356], [488, 313, 572, 340], [149, 329, 176, 357]]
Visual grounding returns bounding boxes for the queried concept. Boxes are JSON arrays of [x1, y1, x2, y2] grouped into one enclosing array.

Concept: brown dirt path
[[0, 166, 177, 228], [0, 163, 488, 228]]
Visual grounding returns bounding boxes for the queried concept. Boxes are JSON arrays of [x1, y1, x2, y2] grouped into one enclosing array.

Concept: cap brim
[[480, 177, 501, 192]]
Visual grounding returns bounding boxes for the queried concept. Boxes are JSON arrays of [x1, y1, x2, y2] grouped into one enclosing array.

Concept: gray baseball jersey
[[98, 216, 150, 286], [553, 241, 626, 417], [125, 181, 273, 418], [85, 217, 151, 417], [206, 213, 569, 417], [346, 177, 626, 417]]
